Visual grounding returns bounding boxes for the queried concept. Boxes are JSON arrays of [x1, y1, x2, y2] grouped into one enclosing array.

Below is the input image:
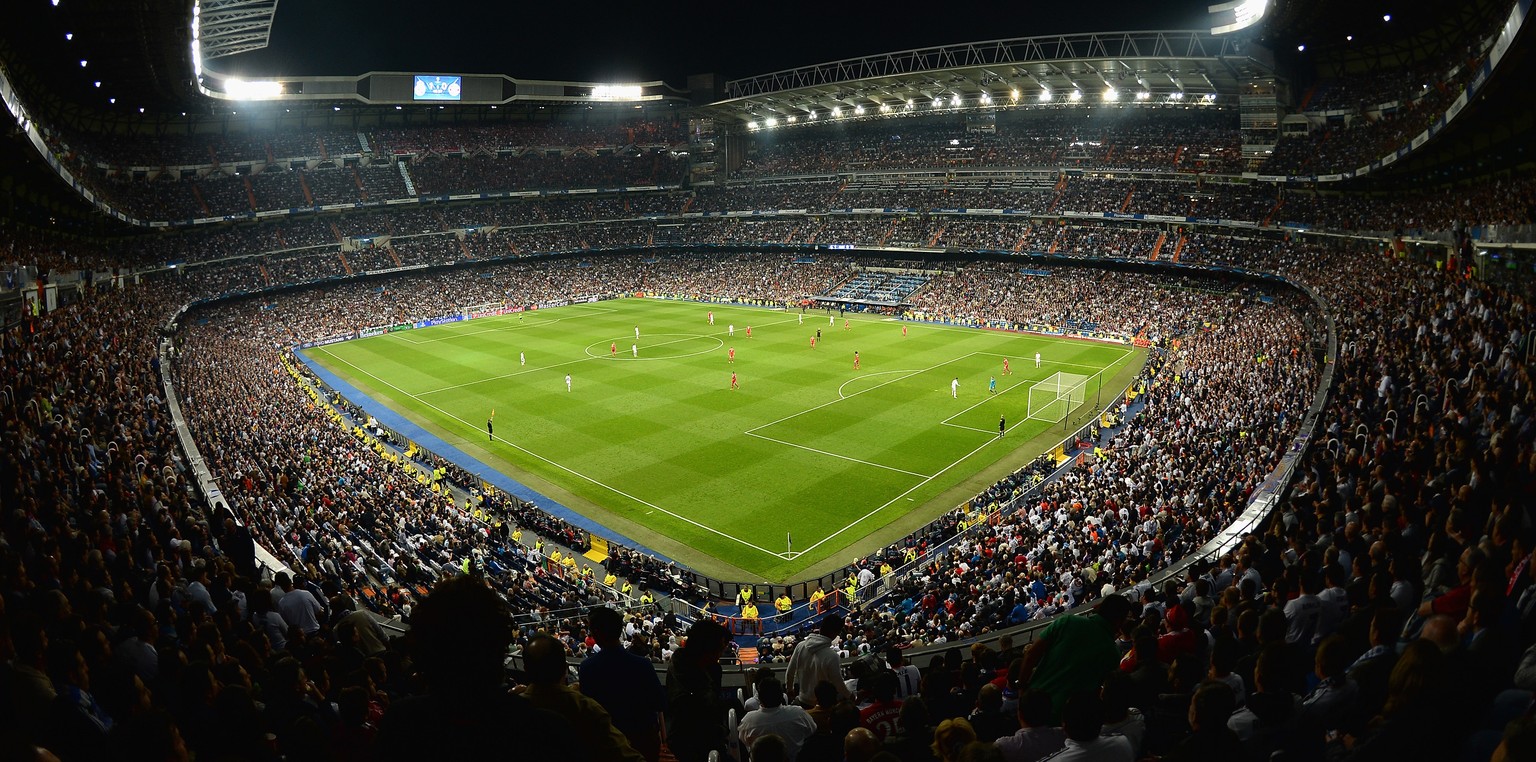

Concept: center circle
[[584, 333, 725, 361]]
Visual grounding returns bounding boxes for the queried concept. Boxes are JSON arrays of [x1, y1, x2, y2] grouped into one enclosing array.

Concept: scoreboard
[[413, 75, 462, 101]]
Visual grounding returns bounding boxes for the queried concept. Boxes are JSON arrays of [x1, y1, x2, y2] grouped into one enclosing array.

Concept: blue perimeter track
[[294, 347, 674, 564]]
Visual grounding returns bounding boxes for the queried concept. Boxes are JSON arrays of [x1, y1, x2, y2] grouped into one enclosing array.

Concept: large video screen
[[413, 75, 462, 101]]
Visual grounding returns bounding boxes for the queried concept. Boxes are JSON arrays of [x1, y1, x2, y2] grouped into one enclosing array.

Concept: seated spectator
[[1040, 693, 1133, 761], [519, 632, 643, 762], [1160, 681, 1240, 762], [1226, 646, 1300, 762], [739, 676, 818, 761], [994, 689, 1065, 762], [374, 576, 576, 760]]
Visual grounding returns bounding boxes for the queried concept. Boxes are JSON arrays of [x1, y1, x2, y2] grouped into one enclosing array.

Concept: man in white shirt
[[1040, 694, 1133, 762], [738, 676, 817, 761]]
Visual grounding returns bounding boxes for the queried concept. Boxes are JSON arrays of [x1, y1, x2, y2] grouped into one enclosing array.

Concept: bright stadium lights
[[1103, 87, 1119, 102], [763, 116, 777, 127], [1069, 89, 1083, 102], [138, 107, 145, 113], [332, 106, 340, 111], [591, 84, 643, 101], [950, 94, 961, 106], [747, 121, 759, 130], [224, 78, 282, 100], [1136, 90, 1151, 101], [65, 33, 72, 40], [79, 60, 87, 68], [1169, 91, 1185, 101], [52, 0, 60, 6], [854, 105, 865, 115], [1038, 89, 1052, 103], [93, 81, 100, 88], [980, 93, 991, 104], [1383, 14, 1391, 21], [108, 98, 115, 104], [1346, 35, 1354, 41], [1011, 88, 1020, 100], [831, 106, 842, 117], [785, 115, 796, 123], [1297, 44, 1306, 52], [1204, 93, 1218, 102], [932, 97, 942, 107], [1210, 0, 1268, 34]]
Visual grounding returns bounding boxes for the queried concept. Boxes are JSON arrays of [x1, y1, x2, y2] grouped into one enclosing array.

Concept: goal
[[1026, 371, 1090, 423]]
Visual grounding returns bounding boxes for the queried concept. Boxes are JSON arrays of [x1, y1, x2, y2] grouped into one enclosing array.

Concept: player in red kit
[[810, 336, 816, 349], [1003, 358, 1011, 375], [853, 351, 861, 370], [730, 371, 739, 389], [610, 342, 617, 357], [745, 325, 752, 339], [902, 324, 908, 338], [728, 347, 735, 363]]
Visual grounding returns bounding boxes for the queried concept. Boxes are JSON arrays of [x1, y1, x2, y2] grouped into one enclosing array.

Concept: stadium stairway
[[337, 251, 354, 277], [299, 173, 315, 206], [191, 183, 211, 217], [1173, 145, 1184, 169], [1013, 226, 1031, 252], [1150, 232, 1167, 260], [242, 177, 258, 212], [1171, 234, 1187, 263], [1120, 186, 1135, 213], [384, 244, 403, 268], [928, 225, 946, 247]]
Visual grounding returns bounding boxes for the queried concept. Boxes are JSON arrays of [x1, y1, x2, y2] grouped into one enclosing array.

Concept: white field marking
[[971, 351, 1124, 372], [743, 431, 933, 478], [745, 352, 981, 436], [581, 334, 724, 361], [789, 422, 1019, 558], [837, 370, 918, 400], [312, 346, 789, 560], [417, 333, 721, 395], [392, 303, 617, 345], [939, 378, 1037, 433]]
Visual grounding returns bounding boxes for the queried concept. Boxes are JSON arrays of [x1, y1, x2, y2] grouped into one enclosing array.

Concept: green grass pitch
[[306, 299, 1145, 582]]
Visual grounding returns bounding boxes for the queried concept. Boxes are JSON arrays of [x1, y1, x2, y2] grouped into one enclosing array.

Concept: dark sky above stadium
[[224, 0, 1219, 85]]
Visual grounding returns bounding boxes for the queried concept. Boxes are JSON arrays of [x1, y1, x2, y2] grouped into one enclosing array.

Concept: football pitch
[[305, 299, 1145, 582]]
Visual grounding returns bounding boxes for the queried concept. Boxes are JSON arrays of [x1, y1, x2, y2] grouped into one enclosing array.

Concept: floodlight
[[764, 117, 777, 127], [747, 121, 759, 130], [1011, 88, 1020, 100], [1135, 91, 1151, 101], [854, 105, 865, 115], [933, 98, 942, 107], [1383, 14, 1391, 21], [950, 94, 960, 105], [831, 106, 842, 116], [93, 81, 100, 88], [224, 78, 282, 100], [65, 33, 72, 40], [1069, 89, 1083, 102], [1103, 87, 1118, 101], [1038, 89, 1051, 102], [1297, 44, 1306, 51], [786, 115, 796, 123], [80, 60, 88, 68]]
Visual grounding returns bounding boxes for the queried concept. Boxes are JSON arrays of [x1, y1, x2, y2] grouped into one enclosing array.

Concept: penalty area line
[[311, 346, 788, 561]]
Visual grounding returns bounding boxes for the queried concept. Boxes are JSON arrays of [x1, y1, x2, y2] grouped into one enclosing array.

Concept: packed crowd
[[4, 186, 1536, 762], [734, 111, 1244, 178]]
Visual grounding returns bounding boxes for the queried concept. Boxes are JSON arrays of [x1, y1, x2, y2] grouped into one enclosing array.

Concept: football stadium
[[1, 0, 1534, 760]]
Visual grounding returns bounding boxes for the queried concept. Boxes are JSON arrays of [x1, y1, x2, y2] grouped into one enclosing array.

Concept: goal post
[[1026, 371, 1090, 423]]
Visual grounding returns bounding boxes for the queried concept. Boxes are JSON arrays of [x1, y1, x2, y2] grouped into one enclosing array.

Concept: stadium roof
[[697, 29, 1274, 127]]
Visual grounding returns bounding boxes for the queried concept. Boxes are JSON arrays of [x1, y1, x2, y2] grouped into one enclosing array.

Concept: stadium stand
[[4, 1, 1536, 758]]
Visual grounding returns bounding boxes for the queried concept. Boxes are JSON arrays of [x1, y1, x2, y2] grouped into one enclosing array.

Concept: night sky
[[221, 0, 1219, 85]]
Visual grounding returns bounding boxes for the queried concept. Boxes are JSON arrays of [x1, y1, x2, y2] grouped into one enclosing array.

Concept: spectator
[[787, 615, 850, 703], [1042, 693, 1133, 761], [994, 689, 1065, 762], [738, 676, 818, 761], [580, 606, 665, 762], [664, 620, 730, 762], [374, 576, 576, 760], [519, 632, 643, 762], [1020, 596, 1131, 719]]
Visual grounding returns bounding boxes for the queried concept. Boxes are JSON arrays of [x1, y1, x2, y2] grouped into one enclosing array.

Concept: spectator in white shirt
[[276, 574, 324, 636], [738, 677, 818, 761]]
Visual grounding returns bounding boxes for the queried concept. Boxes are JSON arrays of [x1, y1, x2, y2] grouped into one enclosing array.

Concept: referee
[[999, 414, 1006, 438]]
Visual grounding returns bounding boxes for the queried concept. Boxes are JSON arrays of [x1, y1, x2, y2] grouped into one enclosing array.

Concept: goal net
[[1027, 371, 1090, 423]]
